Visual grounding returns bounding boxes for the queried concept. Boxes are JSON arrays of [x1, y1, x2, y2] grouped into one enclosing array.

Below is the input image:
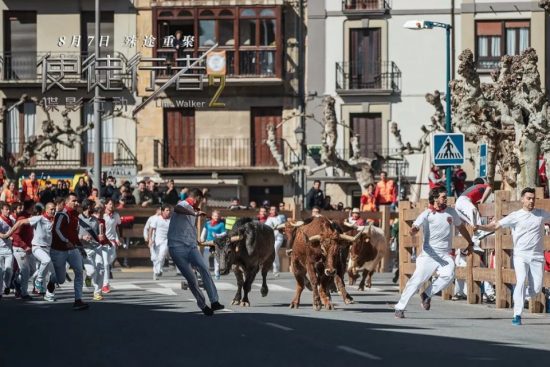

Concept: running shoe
[[44, 291, 56, 302], [34, 280, 46, 295], [73, 299, 89, 310], [394, 309, 405, 319], [421, 292, 431, 310], [215, 274, 221, 280], [211, 301, 225, 311], [101, 285, 111, 294], [512, 315, 522, 326], [201, 305, 213, 316], [93, 293, 104, 301], [3, 287, 10, 295]]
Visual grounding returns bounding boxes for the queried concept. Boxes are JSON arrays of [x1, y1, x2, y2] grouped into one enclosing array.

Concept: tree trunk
[[519, 138, 539, 191]]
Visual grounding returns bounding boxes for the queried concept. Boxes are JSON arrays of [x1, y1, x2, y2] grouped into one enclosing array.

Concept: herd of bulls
[[203, 216, 387, 311]]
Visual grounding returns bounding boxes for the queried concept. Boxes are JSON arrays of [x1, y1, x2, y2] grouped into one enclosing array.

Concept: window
[[154, 6, 282, 77], [81, 11, 115, 56], [3, 11, 37, 80], [4, 101, 36, 155], [476, 21, 530, 70]]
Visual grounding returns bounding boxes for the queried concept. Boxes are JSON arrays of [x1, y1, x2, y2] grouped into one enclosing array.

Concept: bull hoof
[[260, 287, 268, 297], [313, 303, 322, 311], [231, 299, 241, 305], [324, 302, 334, 310], [358, 285, 365, 291], [344, 295, 354, 305], [240, 301, 250, 307], [289, 302, 299, 309]]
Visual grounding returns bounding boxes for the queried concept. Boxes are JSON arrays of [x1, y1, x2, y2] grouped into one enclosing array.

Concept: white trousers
[[396, 252, 455, 310], [272, 237, 284, 273], [31, 247, 53, 286], [151, 241, 168, 275], [455, 196, 480, 226], [0, 251, 13, 294], [201, 246, 219, 276], [100, 245, 116, 286], [513, 256, 544, 317], [83, 247, 103, 294], [13, 248, 30, 297]]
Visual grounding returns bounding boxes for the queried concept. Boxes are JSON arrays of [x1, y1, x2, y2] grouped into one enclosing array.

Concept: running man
[[455, 177, 493, 249], [149, 204, 171, 280], [10, 200, 35, 300], [265, 206, 284, 277], [168, 188, 224, 316], [476, 187, 549, 325], [395, 187, 474, 318], [78, 199, 104, 301], [0, 201, 14, 298], [102, 198, 121, 293]]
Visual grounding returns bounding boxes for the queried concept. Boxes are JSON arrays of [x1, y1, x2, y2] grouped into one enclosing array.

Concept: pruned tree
[[0, 94, 94, 181], [266, 95, 390, 190]]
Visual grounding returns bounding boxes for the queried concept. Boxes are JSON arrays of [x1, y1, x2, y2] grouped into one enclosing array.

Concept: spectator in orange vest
[[1, 180, 19, 205], [21, 172, 40, 202], [374, 171, 397, 209], [428, 165, 445, 190], [360, 183, 377, 213]]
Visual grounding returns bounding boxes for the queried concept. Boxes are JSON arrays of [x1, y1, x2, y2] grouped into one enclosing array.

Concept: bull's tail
[[304, 277, 313, 291]]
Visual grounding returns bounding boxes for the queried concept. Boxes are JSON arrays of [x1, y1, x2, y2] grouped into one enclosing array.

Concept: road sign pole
[[445, 25, 452, 194]]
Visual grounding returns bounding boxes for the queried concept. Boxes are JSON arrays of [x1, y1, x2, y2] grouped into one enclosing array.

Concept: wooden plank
[[477, 203, 495, 217], [466, 251, 481, 304], [455, 266, 468, 280], [401, 262, 416, 275], [379, 205, 392, 272], [398, 201, 409, 291], [501, 269, 517, 285], [495, 190, 512, 308], [472, 267, 496, 283]]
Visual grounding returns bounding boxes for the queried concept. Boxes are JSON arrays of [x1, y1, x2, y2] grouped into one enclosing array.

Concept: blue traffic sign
[[479, 143, 487, 178], [432, 133, 465, 166]]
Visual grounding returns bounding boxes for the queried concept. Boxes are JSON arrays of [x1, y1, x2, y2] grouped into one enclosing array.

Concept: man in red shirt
[[455, 178, 493, 249], [10, 200, 35, 300], [48, 193, 89, 310], [374, 171, 397, 210]]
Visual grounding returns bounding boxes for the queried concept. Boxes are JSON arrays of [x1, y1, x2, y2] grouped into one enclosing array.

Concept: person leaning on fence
[[476, 187, 549, 326], [394, 186, 474, 319], [200, 209, 226, 280]]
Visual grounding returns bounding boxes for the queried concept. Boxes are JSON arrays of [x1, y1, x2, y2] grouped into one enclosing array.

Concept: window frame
[[153, 6, 282, 78], [475, 20, 531, 71]]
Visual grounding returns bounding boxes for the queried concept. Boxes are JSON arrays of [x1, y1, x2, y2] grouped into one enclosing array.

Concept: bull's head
[[304, 230, 363, 277], [212, 234, 242, 275], [277, 220, 304, 241]]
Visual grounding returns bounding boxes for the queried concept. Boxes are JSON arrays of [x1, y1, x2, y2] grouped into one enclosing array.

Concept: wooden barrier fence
[[398, 189, 550, 313], [116, 206, 397, 272]]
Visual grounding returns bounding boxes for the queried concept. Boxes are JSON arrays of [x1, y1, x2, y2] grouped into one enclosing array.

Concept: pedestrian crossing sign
[[432, 133, 465, 166]]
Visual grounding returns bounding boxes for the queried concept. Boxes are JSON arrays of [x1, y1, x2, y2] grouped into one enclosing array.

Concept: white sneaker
[[153, 273, 158, 281], [471, 237, 483, 252], [44, 291, 56, 302], [273, 272, 280, 278]]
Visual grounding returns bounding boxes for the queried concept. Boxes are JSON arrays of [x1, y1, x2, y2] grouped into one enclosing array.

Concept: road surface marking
[[158, 282, 183, 289], [146, 288, 178, 296], [253, 283, 294, 292], [337, 346, 381, 361], [264, 322, 293, 331], [111, 283, 141, 290]]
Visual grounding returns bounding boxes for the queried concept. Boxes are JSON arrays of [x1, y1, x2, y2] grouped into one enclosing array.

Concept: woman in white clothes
[[148, 205, 171, 280], [265, 206, 285, 277], [477, 187, 550, 326], [101, 199, 121, 293]]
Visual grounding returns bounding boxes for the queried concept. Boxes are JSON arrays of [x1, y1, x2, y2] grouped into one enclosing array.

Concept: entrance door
[[164, 108, 195, 167], [251, 107, 282, 166], [350, 113, 382, 158], [349, 28, 381, 89]]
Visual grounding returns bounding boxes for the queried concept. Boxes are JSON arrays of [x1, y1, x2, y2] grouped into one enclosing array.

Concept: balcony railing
[[1, 138, 136, 168], [336, 61, 401, 93], [342, 0, 391, 13], [153, 137, 284, 169]]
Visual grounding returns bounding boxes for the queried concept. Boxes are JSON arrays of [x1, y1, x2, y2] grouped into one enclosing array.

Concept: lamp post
[[403, 20, 453, 194], [294, 125, 306, 210], [93, 0, 102, 197]]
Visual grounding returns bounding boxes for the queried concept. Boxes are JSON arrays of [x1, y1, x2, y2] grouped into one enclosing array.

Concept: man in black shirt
[[306, 180, 325, 210]]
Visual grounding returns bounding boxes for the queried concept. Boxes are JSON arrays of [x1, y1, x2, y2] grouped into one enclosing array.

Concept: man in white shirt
[[476, 187, 549, 326], [0, 202, 13, 298], [149, 205, 171, 280], [395, 187, 474, 319], [168, 188, 223, 316], [264, 206, 284, 277], [0, 202, 56, 300]]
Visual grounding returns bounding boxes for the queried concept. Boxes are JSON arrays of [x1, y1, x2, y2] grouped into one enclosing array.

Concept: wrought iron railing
[[342, 0, 391, 12], [336, 60, 401, 92]]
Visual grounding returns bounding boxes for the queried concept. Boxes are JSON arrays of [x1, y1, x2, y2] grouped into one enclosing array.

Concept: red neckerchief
[[185, 197, 199, 210], [0, 214, 13, 226], [43, 213, 53, 222], [210, 219, 219, 226], [429, 204, 447, 213]]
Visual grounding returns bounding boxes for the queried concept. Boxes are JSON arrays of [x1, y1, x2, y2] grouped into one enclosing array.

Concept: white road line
[[146, 288, 178, 296], [337, 346, 381, 361], [264, 322, 294, 331], [253, 283, 294, 292], [111, 283, 141, 290], [158, 282, 183, 289]]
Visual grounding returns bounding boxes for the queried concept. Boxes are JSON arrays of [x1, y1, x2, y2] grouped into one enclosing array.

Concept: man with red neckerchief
[[167, 188, 224, 316], [0, 201, 14, 298], [48, 193, 89, 310], [10, 200, 35, 300], [394, 187, 474, 319]]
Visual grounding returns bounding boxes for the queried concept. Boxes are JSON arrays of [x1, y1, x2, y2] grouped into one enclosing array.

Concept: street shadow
[[0, 291, 548, 367]]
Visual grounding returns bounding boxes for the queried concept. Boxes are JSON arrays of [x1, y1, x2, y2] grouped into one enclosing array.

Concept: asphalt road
[[1, 268, 549, 367]]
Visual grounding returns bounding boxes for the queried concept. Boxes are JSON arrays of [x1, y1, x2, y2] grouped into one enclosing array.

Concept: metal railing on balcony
[[342, 0, 391, 12], [153, 137, 284, 169], [1, 138, 136, 168], [336, 61, 401, 93]]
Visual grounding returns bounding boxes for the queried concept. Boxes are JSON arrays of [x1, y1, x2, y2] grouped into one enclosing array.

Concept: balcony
[[153, 137, 285, 171], [335, 61, 401, 96], [342, 0, 391, 15], [1, 138, 137, 169]]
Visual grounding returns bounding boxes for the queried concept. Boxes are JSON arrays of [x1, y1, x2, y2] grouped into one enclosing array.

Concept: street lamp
[[294, 125, 305, 146], [404, 19, 453, 194]]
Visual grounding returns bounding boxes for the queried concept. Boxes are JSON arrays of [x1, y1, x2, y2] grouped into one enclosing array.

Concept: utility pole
[[93, 0, 102, 197]]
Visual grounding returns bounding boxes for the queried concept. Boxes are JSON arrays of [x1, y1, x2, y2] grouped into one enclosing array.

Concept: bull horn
[[343, 221, 356, 228], [276, 223, 286, 230], [291, 221, 304, 227], [229, 235, 242, 243], [201, 240, 214, 246], [306, 234, 321, 242], [339, 231, 363, 242]]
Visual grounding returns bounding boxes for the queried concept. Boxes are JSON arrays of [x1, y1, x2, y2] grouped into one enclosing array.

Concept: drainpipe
[[297, 0, 306, 210]]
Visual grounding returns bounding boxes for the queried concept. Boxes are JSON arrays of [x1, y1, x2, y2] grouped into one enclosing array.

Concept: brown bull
[[346, 223, 388, 290], [282, 216, 360, 311]]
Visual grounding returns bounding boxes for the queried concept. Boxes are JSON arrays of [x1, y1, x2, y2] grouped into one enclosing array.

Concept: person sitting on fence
[[200, 209, 226, 280], [348, 208, 365, 227], [476, 187, 550, 326], [394, 186, 474, 319], [257, 207, 268, 224], [311, 206, 321, 218]]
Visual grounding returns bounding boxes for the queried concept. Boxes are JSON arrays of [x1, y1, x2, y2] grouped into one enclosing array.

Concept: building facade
[[133, 0, 303, 207], [0, 0, 138, 183], [305, 0, 547, 205]]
